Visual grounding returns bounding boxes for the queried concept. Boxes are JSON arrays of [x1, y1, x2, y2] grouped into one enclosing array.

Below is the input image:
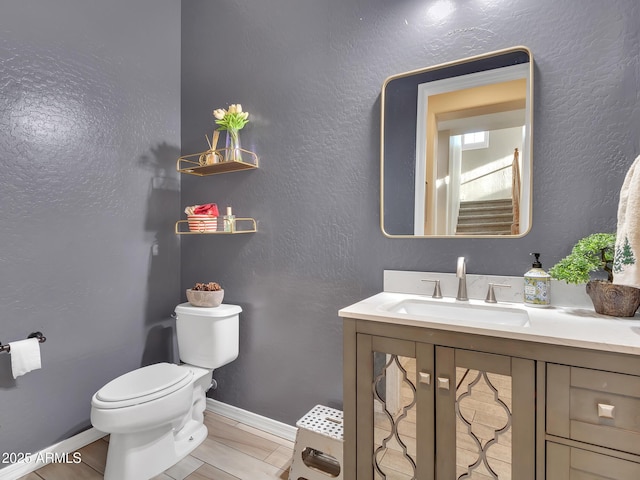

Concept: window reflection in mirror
[[381, 47, 533, 238]]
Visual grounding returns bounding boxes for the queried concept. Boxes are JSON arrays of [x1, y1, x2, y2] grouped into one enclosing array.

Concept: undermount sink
[[382, 298, 530, 327]]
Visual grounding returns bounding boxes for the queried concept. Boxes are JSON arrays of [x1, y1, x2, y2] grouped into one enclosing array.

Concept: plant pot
[[585, 280, 640, 317], [186, 289, 224, 307]]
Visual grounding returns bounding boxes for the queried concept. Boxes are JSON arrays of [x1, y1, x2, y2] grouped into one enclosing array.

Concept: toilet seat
[[93, 363, 193, 409]]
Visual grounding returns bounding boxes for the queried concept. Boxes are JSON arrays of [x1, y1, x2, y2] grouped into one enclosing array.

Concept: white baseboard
[[206, 398, 297, 442], [0, 427, 106, 480]]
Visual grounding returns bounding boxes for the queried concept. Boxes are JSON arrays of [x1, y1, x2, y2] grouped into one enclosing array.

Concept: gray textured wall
[[3, 0, 636, 460], [0, 0, 180, 459], [182, 0, 640, 426]]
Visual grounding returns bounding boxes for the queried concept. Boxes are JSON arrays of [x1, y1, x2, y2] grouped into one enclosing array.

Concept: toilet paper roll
[[10, 338, 42, 379]]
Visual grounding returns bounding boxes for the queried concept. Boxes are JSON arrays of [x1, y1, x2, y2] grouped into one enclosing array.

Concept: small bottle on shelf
[[223, 206, 236, 232]]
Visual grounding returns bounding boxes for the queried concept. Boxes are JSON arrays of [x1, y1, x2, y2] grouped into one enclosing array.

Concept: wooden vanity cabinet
[[344, 319, 535, 480], [546, 364, 640, 479], [343, 317, 640, 480], [546, 443, 640, 479]]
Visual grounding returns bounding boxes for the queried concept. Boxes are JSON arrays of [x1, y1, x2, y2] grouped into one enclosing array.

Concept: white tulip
[[236, 104, 243, 113], [213, 109, 226, 120], [241, 112, 249, 120], [228, 104, 237, 114]]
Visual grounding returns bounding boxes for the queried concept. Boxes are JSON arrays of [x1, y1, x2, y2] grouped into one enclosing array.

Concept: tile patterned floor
[[19, 412, 293, 480]]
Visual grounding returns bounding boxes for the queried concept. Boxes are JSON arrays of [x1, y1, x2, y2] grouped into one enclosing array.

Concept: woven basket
[[187, 215, 218, 233]]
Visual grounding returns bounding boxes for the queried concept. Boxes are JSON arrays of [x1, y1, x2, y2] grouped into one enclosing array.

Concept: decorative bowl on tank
[[186, 282, 224, 307]]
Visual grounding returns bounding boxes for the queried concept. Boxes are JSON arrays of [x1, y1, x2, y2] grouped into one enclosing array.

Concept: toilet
[[91, 303, 241, 480]]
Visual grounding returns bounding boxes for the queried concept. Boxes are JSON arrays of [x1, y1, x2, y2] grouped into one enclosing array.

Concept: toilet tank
[[174, 303, 242, 369]]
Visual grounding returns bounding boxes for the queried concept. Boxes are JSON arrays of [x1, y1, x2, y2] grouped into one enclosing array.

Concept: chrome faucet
[[456, 257, 468, 301]]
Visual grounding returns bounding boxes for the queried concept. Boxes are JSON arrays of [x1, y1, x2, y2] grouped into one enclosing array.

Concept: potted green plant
[[549, 233, 640, 316]]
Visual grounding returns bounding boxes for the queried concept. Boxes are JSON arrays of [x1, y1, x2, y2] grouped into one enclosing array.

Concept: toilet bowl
[[91, 303, 241, 480]]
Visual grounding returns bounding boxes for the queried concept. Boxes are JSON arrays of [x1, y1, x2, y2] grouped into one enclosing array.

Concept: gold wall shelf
[[175, 217, 257, 235], [177, 148, 259, 176]]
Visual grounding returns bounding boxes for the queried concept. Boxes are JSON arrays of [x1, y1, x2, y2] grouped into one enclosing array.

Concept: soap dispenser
[[524, 253, 551, 307]]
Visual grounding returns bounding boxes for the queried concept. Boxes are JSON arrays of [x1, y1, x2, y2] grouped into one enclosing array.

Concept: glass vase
[[225, 129, 242, 162]]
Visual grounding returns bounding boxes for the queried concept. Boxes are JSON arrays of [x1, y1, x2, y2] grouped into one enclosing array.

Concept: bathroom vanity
[[340, 271, 640, 480]]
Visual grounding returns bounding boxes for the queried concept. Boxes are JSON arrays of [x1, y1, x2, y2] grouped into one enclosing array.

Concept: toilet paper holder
[[0, 331, 46, 354]]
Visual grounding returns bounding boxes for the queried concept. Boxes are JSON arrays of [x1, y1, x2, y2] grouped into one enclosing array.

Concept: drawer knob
[[437, 376, 450, 390], [597, 403, 615, 419], [418, 372, 431, 385]]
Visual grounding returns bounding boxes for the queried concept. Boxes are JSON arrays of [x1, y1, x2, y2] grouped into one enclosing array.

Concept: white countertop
[[339, 291, 640, 356]]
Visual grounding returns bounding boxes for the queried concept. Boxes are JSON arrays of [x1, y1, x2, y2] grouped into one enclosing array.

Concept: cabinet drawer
[[547, 364, 640, 456], [547, 442, 640, 479]]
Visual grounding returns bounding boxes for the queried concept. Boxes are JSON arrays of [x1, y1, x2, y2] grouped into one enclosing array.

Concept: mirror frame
[[380, 46, 534, 238]]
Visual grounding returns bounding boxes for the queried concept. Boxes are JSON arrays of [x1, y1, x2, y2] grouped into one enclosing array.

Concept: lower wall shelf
[[175, 217, 257, 235]]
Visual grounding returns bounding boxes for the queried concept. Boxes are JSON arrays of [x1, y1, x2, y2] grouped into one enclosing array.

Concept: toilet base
[[175, 419, 208, 459], [104, 422, 207, 480]]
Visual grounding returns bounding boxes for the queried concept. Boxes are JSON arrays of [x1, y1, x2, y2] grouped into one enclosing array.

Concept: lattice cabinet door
[[356, 334, 435, 480], [435, 347, 535, 480], [353, 336, 535, 480]]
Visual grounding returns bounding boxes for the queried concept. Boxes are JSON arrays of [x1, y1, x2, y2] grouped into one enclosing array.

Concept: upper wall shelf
[[176, 148, 259, 176]]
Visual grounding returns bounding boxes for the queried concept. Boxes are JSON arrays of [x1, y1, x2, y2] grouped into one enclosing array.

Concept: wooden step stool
[[289, 405, 344, 480]]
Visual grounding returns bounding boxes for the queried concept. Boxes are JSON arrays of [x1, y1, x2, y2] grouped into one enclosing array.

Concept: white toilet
[[91, 303, 241, 480]]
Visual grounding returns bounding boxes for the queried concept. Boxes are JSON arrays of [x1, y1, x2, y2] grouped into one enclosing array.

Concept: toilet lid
[[95, 363, 192, 407]]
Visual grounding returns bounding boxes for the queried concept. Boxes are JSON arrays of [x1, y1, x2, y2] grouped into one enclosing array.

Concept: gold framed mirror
[[381, 46, 533, 238]]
